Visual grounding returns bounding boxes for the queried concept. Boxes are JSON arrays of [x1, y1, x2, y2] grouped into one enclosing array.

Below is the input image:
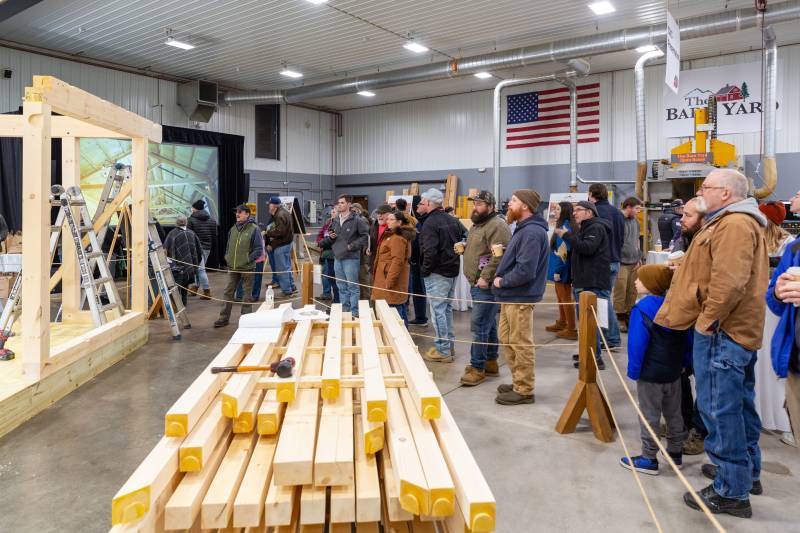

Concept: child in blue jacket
[[620, 264, 692, 475]]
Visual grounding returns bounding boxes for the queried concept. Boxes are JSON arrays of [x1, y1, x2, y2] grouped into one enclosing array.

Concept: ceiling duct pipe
[[558, 78, 579, 191], [634, 49, 665, 199], [223, 1, 800, 104], [755, 27, 778, 199], [222, 90, 285, 104]]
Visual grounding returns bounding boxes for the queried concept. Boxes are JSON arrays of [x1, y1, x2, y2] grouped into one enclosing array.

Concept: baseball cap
[[472, 190, 496, 205], [670, 199, 684, 208], [269, 196, 282, 205], [235, 204, 251, 213]]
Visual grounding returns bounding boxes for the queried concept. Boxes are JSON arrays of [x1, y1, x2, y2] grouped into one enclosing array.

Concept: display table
[[453, 256, 473, 312], [646, 250, 670, 265], [755, 310, 792, 432]]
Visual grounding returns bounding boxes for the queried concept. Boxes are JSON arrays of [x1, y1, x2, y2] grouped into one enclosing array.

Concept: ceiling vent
[[178, 80, 218, 122]]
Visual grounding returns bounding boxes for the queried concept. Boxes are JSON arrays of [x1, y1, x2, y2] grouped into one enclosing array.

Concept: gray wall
[[247, 170, 335, 214]]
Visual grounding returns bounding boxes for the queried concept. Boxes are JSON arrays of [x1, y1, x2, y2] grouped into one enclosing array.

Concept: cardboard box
[[0, 274, 17, 300], [4, 233, 22, 254]]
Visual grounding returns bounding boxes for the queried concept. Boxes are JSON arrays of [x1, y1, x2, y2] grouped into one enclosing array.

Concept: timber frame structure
[[0, 76, 160, 437]]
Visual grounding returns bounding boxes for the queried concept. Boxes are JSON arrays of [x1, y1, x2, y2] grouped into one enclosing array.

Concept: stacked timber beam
[[110, 300, 496, 532]]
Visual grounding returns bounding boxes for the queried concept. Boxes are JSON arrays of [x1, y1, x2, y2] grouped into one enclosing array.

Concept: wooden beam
[[201, 431, 259, 529], [353, 414, 381, 523], [0, 115, 24, 137], [382, 438, 413, 523], [179, 399, 227, 472], [351, 323, 383, 455], [314, 349, 354, 486], [300, 485, 326, 525], [330, 478, 356, 524], [264, 479, 296, 526], [320, 304, 343, 400], [232, 435, 278, 528], [376, 301, 441, 420], [165, 343, 249, 437], [275, 318, 314, 403], [28, 76, 162, 142], [232, 389, 265, 434], [20, 100, 52, 378], [256, 388, 286, 436], [301, 261, 313, 306], [130, 137, 149, 312], [222, 341, 280, 419], [258, 374, 407, 390], [51, 116, 127, 138], [357, 301, 387, 423], [60, 136, 82, 322], [385, 384, 429, 516]]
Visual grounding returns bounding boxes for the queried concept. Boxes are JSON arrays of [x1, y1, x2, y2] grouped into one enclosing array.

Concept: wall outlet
[[2, 69, 12, 79]]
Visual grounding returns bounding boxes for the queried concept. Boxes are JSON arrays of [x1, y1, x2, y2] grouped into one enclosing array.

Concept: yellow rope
[[167, 256, 299, 275], [173, 280, 301, 305]]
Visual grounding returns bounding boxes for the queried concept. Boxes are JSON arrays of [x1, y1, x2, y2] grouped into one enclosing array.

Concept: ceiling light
[[403, 42, 429, 53], [280, 69, 303, 78], [306, 0, 329, 4], [474, 72, 493, 79], [165, 37, 195, 50], [357, 90, 376, 97], [588, 1, 616, 15], [636, 45, 658, 53]]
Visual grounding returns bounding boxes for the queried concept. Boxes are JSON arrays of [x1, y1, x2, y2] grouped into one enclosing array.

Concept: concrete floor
[[0, 273, 797, 532]]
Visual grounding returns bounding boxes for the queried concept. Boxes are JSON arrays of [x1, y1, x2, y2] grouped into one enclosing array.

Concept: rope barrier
[[167, 257, 299, 275], [173, 280, 301, 305], [589, 306, 727, 533]]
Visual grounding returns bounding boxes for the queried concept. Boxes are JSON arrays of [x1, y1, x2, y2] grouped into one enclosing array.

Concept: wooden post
[[21, 100, 52, 378], [130, 137, 148, 313], [301, 262, 313, 306], [60, 137, 82, 322], [555, 291, 614, 443]]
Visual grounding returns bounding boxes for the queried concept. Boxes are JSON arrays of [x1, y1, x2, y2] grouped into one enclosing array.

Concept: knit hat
[[421, 188, 444, 205], [375, 203, 393, 215], [192, 199, 205, 210], [269, 196, 282, 205], [637, 264, 673, 296], [512, 189, 542, 213], [575, 200, 598, 217], [759, 201, 786, 226]]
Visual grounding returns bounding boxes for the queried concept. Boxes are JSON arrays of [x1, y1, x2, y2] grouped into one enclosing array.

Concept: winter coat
[[627, 295, 692, 383], [656, 198, 769, 351], [322, 211, 369, 261], [562, 216, 612, 290], [187, 210, 217, 251], [316, 219, 335, 262], [370, 223, 416, 305], [0, 214, 8, 244], [367, 221, 389, 270], [224, 217, 263, 271], [410, 212, 427, 265], [594, 198, 625, 264], [420, 208, 462, 278], [463, 213, 511, 285], [621, 216, 641, 265], [766, 238, 800, 377], [163, 227, 204, 277], [491, 215, 549, 303], [657, 210, 682, 248], [547, 221, 572, 284], [265, 207, 293, 249]]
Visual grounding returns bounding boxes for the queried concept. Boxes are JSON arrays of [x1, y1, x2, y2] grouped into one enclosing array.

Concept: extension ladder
[[148, 219, 190, 340]]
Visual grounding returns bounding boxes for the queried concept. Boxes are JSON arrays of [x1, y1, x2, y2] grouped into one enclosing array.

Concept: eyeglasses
[[573, 207, 588, 213], [698, 185, 726, 192]]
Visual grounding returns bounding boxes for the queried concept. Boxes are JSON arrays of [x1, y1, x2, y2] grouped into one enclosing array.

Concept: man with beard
[[492, 190, 549, 405], [459, 191, 511, 386], [672, 197, 707, 253]]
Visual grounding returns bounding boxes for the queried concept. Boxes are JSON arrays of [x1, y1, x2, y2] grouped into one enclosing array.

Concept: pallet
[[110, 301, 495, 532]]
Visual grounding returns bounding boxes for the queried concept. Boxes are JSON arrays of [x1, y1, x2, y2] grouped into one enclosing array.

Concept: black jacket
[[563, 216, 612, 290], [657, 210, 681, 248], [594, 198, 624, 264], [420, 208, 462, 278], [187, 210, 217, 251], [0, 214, 8, 244], [410, 212, 427, 265], [163, 227, 204, 276]]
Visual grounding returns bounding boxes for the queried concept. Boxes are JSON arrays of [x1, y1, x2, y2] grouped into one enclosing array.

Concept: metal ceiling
[[0, 0, 796, 109]]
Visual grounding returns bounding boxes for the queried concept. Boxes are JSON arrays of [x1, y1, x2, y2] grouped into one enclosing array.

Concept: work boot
[[495, 390, 535, 405], [188, 284, 198, 296], [555, 329, 578, 340], [684, 484, 752, 518], [460, 366, 486, 386], [683, 428, 705, 455], [213, 318, 229, 328], [702, 464, 762, 495], [574, 357, 605, 370], [484, 359, 500, 376], [200, 289, 211, 300], [423, 348, 453, 363], [545, 320, 566, 332], [497, 383, 513, 393]]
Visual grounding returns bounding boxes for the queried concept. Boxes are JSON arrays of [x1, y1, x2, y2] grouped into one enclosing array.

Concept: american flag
[[506, 82, 600, 149]]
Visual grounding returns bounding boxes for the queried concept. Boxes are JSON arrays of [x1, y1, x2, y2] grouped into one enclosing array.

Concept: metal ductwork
[[223, 1, 800, 105], [558, 78, 579, 190], [755, 27, 778, 199], [222, 90, 285, 104], [634, 50, 665, 199]]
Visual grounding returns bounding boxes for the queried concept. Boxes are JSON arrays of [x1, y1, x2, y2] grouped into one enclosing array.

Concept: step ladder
[[148, 219, 190, 340], [94, 163, 131, 245]]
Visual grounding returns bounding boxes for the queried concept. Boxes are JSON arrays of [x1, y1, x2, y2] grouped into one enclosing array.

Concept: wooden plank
[[411, 519, 438, 533], [51, 115, 128, 138], [28, 76, 162, 142], [108, 463, 181, 533], [431, 401, 496, 533], [385, 387, 429, 516], [330, 524, 353, 533], [263, 479, 296, 526], [222, 341, 280, 419], [112, 436, 183, 525], [274, 318, 314, 403], [356, 523, 379, 533], [320, 304, 343, 400], [351, 325, 383, 455], [299, 485, 326, 525], [258, 374, 407, 390], [232, 435, 278, 528], [0, 115, 24, 137], [353, 414, 381, 523], [165, 343, 249, 437], [256, 388, 286, 436], [130, 137, 149, 313], [60, 136, 82, 323], [357, 301, 387, 423], [376, 301, 441, 420], [329, 350, 356, 524], [381, 440, 413, 522], [180, 398, 227, 472], [165, 431, 232, 530], [314, 345, 354, 486], [232, 389, 265, 434], [201, 432, 259, 529], [272, 497, 300, 532]]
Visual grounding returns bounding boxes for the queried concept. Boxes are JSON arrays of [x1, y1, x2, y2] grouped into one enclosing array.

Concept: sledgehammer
[[211, 357, 295, 378]]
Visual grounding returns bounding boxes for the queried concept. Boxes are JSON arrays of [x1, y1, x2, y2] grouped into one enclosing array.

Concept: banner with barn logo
[[662, 61, 782, 138]]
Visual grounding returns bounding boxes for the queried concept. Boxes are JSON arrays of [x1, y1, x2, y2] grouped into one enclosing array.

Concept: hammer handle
[[211, 365, 272, 374]]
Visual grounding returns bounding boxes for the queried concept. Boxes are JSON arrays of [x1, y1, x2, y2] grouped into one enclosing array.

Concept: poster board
[[547, 192, 588, 233]]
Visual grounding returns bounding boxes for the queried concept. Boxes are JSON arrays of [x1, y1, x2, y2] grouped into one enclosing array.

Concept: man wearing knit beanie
[[187, 198, 218, 299], [492, 189, 549, 405]]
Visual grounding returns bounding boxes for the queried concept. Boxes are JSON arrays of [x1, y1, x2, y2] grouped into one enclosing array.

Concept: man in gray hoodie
[[321, 195, 369, 317]]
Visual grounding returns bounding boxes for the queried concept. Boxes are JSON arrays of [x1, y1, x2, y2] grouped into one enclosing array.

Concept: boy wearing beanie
[[620, 264, 692, 475]]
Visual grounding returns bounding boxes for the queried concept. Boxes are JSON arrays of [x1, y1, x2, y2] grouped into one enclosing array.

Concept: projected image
[[79, 139, 219, 225]]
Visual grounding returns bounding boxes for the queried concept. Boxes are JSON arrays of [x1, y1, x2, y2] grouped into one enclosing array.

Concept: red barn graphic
[[715, 84, 742, 102]]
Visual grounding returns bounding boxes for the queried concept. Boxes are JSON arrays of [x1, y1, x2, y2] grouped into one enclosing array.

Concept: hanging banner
[[662, 61, 782, 138], [665, 11, 680, 94]]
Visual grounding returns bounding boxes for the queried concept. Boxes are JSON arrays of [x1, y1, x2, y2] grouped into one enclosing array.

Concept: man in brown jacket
[[656, 169, 768, 519], [459, 191, 511, 386]]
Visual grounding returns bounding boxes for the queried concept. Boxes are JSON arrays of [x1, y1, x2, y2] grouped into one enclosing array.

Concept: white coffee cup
[[787, 266, 800, 307]]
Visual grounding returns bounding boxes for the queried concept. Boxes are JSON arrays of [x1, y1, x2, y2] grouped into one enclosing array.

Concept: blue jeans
[[409, 263, 427, 322], [195, 248, 211, 290], [694, 330, 761, 499], [574, 287, 609, 358], [273, 243, 295, 295], [470, 286, 499, 370], [321, 258, 339, 303], [390, 303, 408, 326], [334, 258, 361, 316], [235, 261, 264, 300], [267, 249, 277, 283], [605, 262, 621, 346], [423, 274, 456, 356]]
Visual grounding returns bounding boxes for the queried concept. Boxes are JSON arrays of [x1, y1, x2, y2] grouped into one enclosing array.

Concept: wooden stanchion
[[301, 262, 313, 306], [555, 291, 615, 443]]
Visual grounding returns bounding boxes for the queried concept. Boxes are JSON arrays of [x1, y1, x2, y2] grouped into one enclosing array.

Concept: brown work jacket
[[370, 223, 415, 305]]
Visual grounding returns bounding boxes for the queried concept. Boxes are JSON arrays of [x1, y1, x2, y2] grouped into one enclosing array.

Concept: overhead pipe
[[755, 27, 778, 198], [223, 1, 800, 104], [558, 78, 579, 191], [634, 49, 665, 199]]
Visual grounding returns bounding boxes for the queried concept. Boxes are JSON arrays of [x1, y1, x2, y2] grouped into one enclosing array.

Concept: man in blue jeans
[[458, 191, 511, 385], [265, 197, 296, 297], [657, 170, 768, 518], [589, 183, 624, 348], [321, 195, 369, 317]]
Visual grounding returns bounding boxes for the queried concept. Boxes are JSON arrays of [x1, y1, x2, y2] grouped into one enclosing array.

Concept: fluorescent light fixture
[[280, 69, 303, 78], [474, 71, 493, 79], [403, 42, 429, 53], [165, 37, 195, 50], [357, 90, 376, 97], [588, 1, 616, 15], [636, 45, 658, 53], [306, 0, 329, 4]]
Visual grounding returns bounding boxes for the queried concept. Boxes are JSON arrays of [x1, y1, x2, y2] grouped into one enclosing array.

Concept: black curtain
[[161, 126, 247, 267]]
